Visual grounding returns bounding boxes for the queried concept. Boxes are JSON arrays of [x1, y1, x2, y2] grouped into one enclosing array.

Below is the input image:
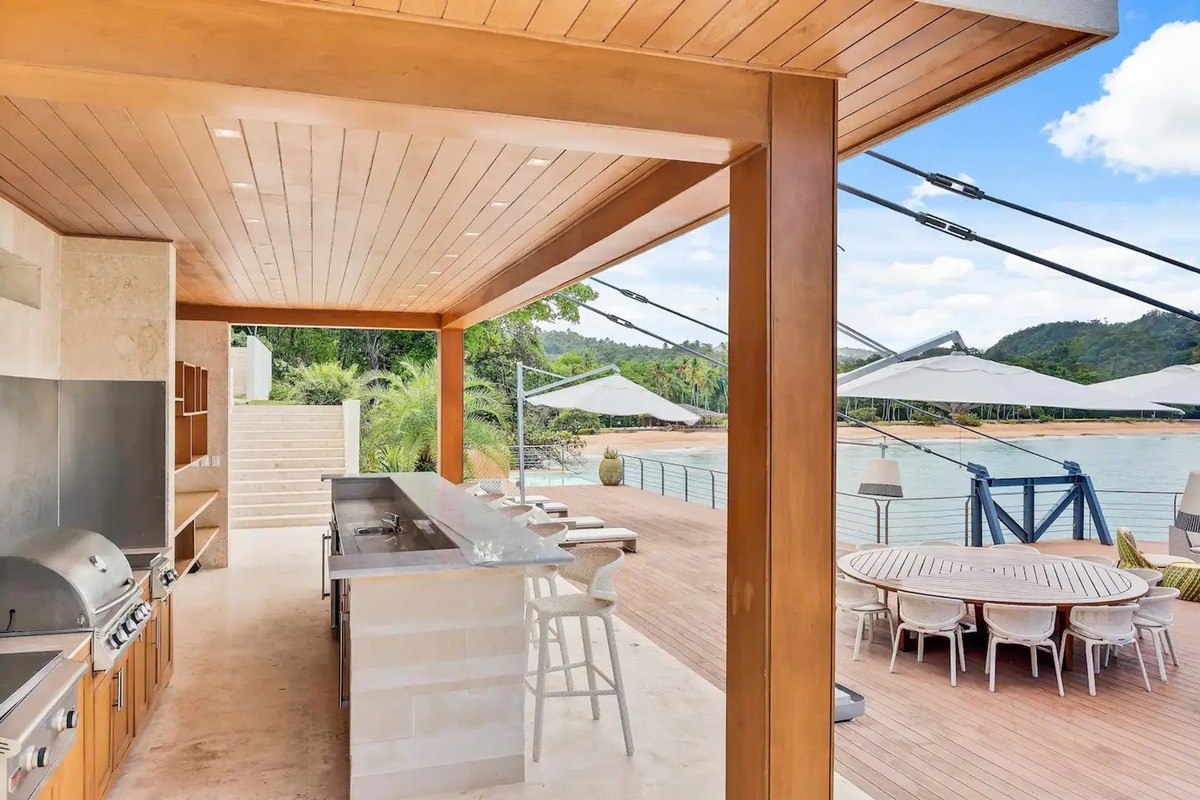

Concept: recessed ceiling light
[[245, 218, 263, 224], [213, 128, 242, 139], [429, 271, 443, 275], [444, 254, 459, 259], [463, 231, 480, 237], [232, 181, 253, 189], [526, 157, 551, 167], [416, 284, 428, 288], [408, 294, 418, 299], [489, 201, 509, 208]]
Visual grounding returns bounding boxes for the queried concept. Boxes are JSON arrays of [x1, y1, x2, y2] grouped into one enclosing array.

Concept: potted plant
[[598, 447, 624, 486]]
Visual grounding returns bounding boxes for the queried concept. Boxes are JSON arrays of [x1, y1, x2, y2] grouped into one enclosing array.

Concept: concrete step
[[233, 407, 342, 417], [230, 456, 345, 470], [231, 467, 342, 482], [231, 499, 331, 518], [231, 512, 331, 529], [231, 446, 345, 458], [230, 489, 331, 506], [230, 477, 327, 494], [229, 429, 343, 441]]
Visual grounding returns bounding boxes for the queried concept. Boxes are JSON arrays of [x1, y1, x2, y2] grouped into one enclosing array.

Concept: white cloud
[[688, 249, 716, 262], [1004, 245, 1161, 283], [903, 173, 976, 209], [886, 256, 975, 286], [1046, 22, 1200, 177]]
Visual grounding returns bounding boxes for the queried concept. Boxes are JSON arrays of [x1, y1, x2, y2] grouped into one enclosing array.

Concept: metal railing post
[[711, 471, 716, 509], [660, 462, 665, 496], [684, 469, 689, 503]]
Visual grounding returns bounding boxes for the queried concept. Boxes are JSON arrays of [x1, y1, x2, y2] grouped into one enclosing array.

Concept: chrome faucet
[[381, 513, 400, 531]]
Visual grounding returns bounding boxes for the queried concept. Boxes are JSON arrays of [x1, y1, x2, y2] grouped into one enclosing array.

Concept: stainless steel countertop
[[327, 473, 572, 579]]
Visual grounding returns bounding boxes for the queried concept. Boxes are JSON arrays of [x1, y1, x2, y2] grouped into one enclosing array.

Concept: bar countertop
[[327, 473, 572, 579]]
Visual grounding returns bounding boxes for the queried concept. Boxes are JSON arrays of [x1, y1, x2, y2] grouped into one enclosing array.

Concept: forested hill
[[984, 312, 1200, 382], [540, 329, 726, 363], [543, 311, 1200, 385], [540, 328, 871, 365]]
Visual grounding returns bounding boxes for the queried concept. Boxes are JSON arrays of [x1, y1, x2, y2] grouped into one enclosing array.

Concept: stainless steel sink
[[337, 518, 458, 556], [353, 526, 395, 536]]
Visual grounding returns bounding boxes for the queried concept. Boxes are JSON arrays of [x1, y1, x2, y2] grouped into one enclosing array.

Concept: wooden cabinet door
[[147, 602, 163, 707], [109, 652, 135, 770], [157, 596, 174, 688], [89, 668, 114, 800], [132, 630, 149, 734]]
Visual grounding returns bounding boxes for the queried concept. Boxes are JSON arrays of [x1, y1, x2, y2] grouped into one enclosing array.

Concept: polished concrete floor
[[111, 526, 867, 800]]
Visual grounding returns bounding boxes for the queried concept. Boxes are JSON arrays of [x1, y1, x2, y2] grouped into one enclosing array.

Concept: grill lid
[[0, 527, 136, 634]]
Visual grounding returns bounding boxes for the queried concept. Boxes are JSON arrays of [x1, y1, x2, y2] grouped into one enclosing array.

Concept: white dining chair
[[836, 578, 894, 661], [989, 543, 1039, 553], [890, 592, 969, 686], [1072, 554, 1117, 568], [476, 492, 508, 509], [917, 539, 965, 547], [981, 603, 1064, 696], [529, 547, 633, 762], [1122, 567, 1163, 587], [1061, 604, 1152, 696], [1132, 587, 1181, 682]]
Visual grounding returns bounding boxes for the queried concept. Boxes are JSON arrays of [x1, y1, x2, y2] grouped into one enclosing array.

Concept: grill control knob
[[20, 746, 49, 771], [120, 620, 136, 635], [112, 629, 129, 645], [131, 605, 148, 622], [141, 602, 153, 616], [52, 708, 79, 732]]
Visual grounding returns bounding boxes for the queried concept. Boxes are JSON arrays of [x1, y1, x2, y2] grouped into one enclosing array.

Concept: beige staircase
[[229, 404, 345, 529]]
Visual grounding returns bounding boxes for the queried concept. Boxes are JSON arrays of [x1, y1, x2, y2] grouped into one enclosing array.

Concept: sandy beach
[[582, 420, 1200, 454]]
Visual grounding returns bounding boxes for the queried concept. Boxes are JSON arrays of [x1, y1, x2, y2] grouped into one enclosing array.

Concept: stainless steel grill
[[0, 528, 152, 672]]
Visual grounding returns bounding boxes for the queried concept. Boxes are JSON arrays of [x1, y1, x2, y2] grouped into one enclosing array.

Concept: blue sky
[[558, 1, 1200, 351]]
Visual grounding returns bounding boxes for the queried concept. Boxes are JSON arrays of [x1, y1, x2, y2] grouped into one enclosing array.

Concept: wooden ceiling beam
[[0, 0, 768, 163], [441, 159, 728, 330], [176, 303, 441, 330]]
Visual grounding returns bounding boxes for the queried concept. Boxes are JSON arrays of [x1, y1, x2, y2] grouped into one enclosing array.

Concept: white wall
[[246, 334, 272, 400], [0, 198, 61, 379]]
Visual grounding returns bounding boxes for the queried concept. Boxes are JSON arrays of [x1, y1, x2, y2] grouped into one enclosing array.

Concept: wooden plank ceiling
[[0, 97, 657, 308], [311, 0, 1097, 154], [0, 2, 1101, 317]]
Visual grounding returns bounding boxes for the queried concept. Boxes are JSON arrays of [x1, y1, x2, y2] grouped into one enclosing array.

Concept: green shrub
[[290, 361, 365, 405], [951, 412, 982, 427], [847, 407, 880, 423]]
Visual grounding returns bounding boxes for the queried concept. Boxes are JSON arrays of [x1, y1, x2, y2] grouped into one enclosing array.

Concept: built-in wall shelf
[[175, 525, 220, 576], [174, 454, 205, 474], [173, 490, 218, 535], [174, 360, 209, 468]]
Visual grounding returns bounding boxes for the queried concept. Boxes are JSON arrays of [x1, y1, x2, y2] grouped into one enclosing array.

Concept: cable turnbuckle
[[916, 213, 976, 241]]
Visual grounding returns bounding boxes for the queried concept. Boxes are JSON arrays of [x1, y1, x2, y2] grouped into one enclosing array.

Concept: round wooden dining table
[[837, 545, 1150, 669]]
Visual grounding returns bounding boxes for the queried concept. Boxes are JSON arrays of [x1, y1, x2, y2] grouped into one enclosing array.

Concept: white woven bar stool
[[529, 547, 634, 762], [524, 523, 573, 693]]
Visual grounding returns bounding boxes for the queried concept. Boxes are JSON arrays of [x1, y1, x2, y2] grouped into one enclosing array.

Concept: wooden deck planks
[[538, 483, 1200, 800]]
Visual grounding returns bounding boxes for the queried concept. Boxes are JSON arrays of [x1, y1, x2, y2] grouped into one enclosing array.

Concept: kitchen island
[[327, 473, 570, 800]]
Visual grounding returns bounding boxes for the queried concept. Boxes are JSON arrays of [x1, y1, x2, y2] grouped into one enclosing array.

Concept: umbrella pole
[[517, 362, 527, 504]]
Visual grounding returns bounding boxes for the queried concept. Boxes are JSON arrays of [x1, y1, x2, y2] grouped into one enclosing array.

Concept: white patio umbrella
[[526, 373, 701, 423], [837, 353, 1178, 413], [1091, 364, 1200, 405]]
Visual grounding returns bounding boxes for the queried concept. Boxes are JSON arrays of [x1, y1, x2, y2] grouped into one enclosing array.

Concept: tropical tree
[[284, 361, 370, 405], [361, 360, 510, 476]]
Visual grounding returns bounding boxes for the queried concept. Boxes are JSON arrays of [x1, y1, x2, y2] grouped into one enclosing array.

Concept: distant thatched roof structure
[[679, 403, 727, 420]]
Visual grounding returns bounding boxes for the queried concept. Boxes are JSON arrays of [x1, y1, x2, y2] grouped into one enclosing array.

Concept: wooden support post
[[437, 328, 464, 485], [727, 74, 837, 800]]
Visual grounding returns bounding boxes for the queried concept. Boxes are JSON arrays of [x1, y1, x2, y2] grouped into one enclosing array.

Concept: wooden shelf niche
[[174, 360, 209, 471]]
